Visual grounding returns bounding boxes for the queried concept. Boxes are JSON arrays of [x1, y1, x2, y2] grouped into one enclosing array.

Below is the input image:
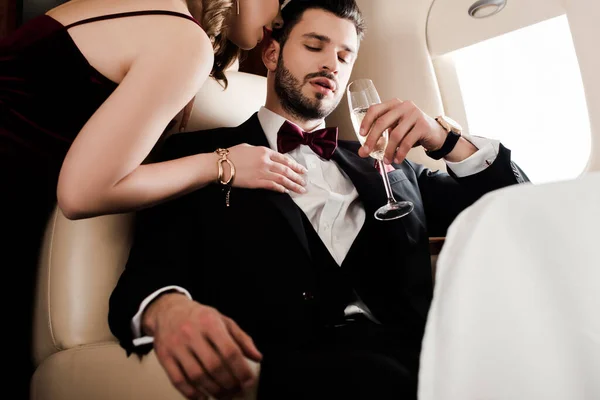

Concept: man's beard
[[274, 54, 341, 122]]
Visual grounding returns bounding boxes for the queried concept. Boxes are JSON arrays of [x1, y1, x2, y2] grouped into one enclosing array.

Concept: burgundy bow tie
[[277, 120, 338, 160]]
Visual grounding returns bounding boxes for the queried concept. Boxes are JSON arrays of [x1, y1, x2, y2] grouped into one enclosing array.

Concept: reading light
[[468, 0, 507, 18]]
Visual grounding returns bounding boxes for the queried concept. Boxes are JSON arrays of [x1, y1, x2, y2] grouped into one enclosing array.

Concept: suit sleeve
[[408, 143, 530, 237], [108, 135, 214, 356], [108, 127, 244, 355], [107, 193, 197, 356]]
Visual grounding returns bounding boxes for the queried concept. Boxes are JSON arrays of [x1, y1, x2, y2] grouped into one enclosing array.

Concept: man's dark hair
[[271, 0, 366, 48]]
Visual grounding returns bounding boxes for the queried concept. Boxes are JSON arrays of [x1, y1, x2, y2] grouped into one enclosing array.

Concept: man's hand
[[142, 293, 262, 400], [357, 99, 476, 164]]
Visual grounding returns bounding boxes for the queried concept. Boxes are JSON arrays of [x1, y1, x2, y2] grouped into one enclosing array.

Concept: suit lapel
[[265, 190, 312, 259], [331, 146, 387, 215], [333, 144, 418, 247], [242, 115, 312, 259], [333, 145, 431, 319]]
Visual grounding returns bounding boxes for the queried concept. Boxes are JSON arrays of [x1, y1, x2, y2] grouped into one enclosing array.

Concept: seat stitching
[[45, 208, 60, 351]]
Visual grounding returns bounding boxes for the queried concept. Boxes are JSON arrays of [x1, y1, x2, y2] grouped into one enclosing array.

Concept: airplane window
[[451, 15, 591, 184]]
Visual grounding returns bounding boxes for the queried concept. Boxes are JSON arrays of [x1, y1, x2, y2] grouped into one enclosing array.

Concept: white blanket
[[418, 171, 600, 400]]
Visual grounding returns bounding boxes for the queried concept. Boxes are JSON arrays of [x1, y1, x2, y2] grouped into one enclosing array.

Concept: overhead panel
[[427, 0, 565, 57]]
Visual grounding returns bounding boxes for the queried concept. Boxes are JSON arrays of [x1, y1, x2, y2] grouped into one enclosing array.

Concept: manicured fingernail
[[284, 189, 290, 194], [384, 158, 391, 164], [300, 187, 307, 193], [359, 128, 365, 136], [362, 145, 370, 153], [394, 157, 399, 164]]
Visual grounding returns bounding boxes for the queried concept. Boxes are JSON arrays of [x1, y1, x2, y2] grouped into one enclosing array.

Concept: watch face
[[439, 115, 463, 133]]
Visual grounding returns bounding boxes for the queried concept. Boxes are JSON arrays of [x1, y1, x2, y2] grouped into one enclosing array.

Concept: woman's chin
[[233, 40, 256, 51]]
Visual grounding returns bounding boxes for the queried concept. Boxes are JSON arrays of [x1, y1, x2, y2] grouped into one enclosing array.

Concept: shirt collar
[[257, 106, 326, 151]]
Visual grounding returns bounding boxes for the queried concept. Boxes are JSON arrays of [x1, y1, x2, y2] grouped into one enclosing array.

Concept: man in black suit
[[108, 1, 528, 399]]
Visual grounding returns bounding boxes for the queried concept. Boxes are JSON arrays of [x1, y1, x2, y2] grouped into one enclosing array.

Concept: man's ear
[[262, 39, 281, 73]]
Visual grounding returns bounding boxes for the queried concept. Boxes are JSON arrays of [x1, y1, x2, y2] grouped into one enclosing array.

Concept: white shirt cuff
[[131, 286, 192, 347], [445, 133, 500, 177]]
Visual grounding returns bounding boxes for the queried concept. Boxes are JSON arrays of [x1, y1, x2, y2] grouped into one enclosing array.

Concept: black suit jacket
[[108, 113, 528, 355]]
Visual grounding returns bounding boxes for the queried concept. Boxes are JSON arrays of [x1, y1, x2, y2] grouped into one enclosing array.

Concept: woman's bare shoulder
[[139, 19, 214, 77], [48, 0, 214, 82]]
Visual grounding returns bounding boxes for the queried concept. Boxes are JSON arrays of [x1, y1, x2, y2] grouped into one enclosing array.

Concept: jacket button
[[302, 291, 314, 301]]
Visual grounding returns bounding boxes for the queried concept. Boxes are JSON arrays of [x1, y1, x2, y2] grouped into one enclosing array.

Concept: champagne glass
[[347, 79, 414, 221]]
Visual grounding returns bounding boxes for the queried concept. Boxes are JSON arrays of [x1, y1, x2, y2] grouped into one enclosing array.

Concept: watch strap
[[425, 131, 461, 160]]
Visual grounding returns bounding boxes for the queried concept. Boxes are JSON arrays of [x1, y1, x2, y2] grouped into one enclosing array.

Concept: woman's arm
[[57, 21, 214, 219], [57, 22, 306, 219]]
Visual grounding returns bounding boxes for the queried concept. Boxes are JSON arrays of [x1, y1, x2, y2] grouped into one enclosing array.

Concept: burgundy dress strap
[[63, 10, 201, 29]]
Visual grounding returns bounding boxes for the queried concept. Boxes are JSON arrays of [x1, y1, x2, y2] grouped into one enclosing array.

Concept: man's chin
[[317, 99, 340, 115], [294, 92, 337, 118], [314, 91, 339, 101]]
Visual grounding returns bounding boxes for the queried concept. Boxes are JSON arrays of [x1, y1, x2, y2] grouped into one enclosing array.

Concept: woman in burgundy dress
[[0, 0, 307, 396]]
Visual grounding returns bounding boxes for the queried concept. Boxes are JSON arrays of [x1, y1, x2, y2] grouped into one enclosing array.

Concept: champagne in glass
[[347, 79, 414, 221], [350, 106, 387, 160]]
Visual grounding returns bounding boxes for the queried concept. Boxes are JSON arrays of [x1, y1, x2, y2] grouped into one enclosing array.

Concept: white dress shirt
[[131, 106, 500, 346]]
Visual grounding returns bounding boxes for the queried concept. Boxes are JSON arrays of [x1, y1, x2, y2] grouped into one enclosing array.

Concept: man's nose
[[320, 54, 340, 75]]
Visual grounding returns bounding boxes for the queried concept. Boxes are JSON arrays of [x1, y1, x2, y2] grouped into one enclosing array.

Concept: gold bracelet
[[215, 148, 235, 185]]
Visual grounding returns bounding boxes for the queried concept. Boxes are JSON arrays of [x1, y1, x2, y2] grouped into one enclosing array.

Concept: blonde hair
[[187, 0, 240, 88]]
